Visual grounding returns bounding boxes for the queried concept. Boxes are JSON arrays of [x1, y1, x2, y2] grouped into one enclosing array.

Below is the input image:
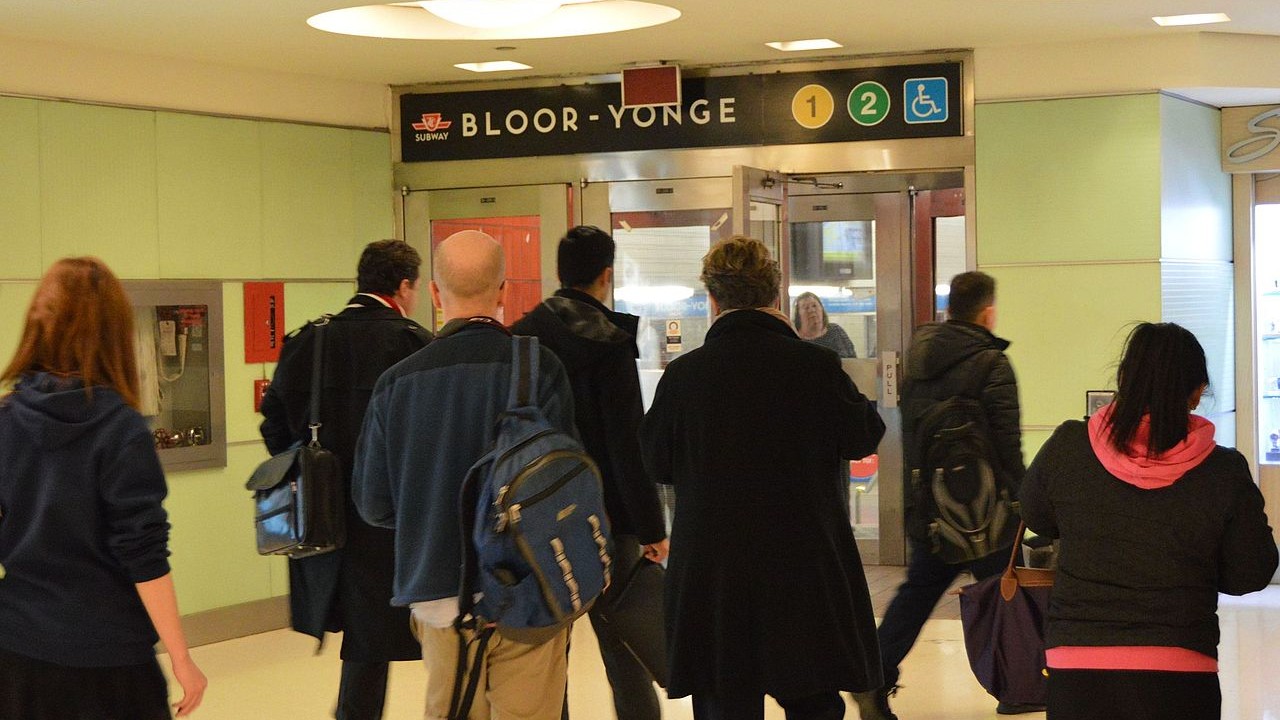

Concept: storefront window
[[1256, 198, 1280, 464]]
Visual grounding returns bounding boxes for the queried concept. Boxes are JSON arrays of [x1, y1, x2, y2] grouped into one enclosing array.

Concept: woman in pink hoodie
[[1020, 322, 1277, 720]]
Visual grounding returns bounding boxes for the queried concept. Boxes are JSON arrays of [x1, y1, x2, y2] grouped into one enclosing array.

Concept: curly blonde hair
[[700, 236, 780, 310]]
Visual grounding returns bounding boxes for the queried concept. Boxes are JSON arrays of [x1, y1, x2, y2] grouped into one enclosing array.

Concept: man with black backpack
[[352, 230, 586, 720], [854, 271, 1034, 719], [511, 226, 669, 720]]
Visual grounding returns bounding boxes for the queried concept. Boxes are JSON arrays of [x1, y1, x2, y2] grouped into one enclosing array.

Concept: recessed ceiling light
[[455, 61, 533, 72], [765, 39, 843, 52], [308, 0, 680, 40], [1152, 12, 1230, 27], [422, 0, 562, 30]]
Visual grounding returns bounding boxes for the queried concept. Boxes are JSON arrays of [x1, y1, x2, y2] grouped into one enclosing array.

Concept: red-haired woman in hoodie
[[0, 257, 206, 718], [1020, 322, 1277, 720]]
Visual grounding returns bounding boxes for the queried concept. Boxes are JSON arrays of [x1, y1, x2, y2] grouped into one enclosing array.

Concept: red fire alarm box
[[254, 379, 271, 412], [244, 282, 285, 363]]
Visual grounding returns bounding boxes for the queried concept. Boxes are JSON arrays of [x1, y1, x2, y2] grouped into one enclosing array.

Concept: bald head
[[431, 230, 506, 320]]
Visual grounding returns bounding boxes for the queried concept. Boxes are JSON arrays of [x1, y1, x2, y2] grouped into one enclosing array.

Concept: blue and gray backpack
[[455, 334, 613, 637]]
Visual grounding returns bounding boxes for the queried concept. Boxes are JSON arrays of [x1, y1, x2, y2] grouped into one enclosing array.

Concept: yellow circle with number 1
[[791, 84, 835, 129]]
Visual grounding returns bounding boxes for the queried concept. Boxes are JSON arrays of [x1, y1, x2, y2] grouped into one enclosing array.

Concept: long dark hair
[[1106, 322, 1208, 456]]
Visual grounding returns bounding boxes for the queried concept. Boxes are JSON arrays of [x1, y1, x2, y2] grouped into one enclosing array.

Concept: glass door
[[403, 183, 571, 330], [784, 171, 964, 564]]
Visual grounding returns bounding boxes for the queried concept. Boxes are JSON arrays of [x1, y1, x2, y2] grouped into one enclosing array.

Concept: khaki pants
[[412, 613, 568, 720]]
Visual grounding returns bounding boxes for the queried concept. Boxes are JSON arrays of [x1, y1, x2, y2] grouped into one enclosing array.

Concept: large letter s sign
[[1227, 107, 1280, 164]]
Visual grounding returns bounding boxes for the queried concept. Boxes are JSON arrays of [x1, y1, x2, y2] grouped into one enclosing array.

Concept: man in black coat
[[854, 270, 1029, 720], [641, 236, 885, 720], [510, 226, 668, 720], [260, 240, 431, 720]]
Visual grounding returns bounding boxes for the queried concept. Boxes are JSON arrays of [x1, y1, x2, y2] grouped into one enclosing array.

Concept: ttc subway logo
[[411, 113, 452, 141]]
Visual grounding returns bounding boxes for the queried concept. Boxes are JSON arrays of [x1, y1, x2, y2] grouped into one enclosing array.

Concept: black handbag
[[596, 558, 668, 688], [246, 317, 346, 559]]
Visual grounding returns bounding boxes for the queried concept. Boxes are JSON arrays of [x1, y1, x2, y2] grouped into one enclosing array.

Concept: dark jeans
[[877, 540, 1010, 687], [692, 690, 845, 720], [587, 534, 662, 720], [1048, 669, 1220, 720], [335, 659, 390, 720]]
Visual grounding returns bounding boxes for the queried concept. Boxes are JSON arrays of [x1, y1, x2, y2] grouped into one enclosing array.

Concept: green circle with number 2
[[848, 81, 890, 126]]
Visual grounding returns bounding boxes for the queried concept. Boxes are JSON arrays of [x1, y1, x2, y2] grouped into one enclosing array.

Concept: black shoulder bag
[[246, 316, 347, 559]]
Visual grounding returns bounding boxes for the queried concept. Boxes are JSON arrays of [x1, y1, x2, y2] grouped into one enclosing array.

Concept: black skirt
[[1047, 668, 1220, 720], [0, 645, 170, 720]]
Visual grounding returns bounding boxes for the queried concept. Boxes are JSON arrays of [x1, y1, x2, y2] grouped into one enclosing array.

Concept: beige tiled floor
[[162, 565, 1031, 720]]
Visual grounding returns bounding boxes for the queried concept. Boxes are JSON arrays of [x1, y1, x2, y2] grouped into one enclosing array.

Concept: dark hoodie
[[510, 289, 665, 543], [900, 320, 1025, 530], [1020, 416, 1277, 660], [0, 373, 170, 667]]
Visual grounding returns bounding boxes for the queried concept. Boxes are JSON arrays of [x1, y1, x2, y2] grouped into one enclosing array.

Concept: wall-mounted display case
[[123, 281, 226, 472]]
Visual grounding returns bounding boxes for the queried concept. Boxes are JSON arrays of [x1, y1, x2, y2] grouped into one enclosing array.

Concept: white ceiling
[[1, 1, 1278, 88]]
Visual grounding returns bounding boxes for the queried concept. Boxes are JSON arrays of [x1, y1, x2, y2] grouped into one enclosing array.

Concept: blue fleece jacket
[[353, 319, 574, 606], [0, 373, 171, 667]]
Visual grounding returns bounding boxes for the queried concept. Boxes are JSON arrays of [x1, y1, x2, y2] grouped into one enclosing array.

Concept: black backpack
[[907, 351, 1018, 564]]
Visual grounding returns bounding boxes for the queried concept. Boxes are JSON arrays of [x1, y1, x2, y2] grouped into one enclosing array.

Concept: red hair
[[1, 257, 140, 408]]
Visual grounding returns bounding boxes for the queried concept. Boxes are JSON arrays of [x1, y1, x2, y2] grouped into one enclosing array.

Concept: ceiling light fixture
[[307, 0, 680, 40], [421, 0, 562, 30], [1152, 12, 1230, 26], [455, 60, 534, 72], [765, 39, 843, 52]]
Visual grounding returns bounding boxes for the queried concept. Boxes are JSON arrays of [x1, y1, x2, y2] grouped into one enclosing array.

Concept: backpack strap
[[447, 624, 495, 720], [507, 335, 540, 410]]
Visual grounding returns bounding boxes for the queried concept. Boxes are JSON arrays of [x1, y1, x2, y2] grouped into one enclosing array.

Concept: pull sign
[[881, 350, 900, 409]]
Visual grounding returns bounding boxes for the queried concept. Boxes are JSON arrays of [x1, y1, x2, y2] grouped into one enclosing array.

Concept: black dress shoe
[[996, 701, 1047, 714]]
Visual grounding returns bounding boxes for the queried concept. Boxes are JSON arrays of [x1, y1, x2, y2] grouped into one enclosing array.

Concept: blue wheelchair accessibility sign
[[904, 77, 948, 124]]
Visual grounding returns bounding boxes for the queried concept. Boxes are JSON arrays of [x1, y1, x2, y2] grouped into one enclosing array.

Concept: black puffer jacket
[[901, 320, 1024, 532], [510, 289, 665, 543]]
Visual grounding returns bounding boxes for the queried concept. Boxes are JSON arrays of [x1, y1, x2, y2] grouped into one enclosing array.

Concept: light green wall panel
[[1159, 96, 1232, 262], [975, 95, 1162, 265], [0, 283, 37, 372], [1021, 428, 1055, 468], [351, 131, 395, 258], [39, 102, 160, 278], [261, 124, 356, 279], [167, 443, 275, 614], [157, 114, 264, 279], [0, 98, 42, 280], [283, 282, 354, 330], [989, 263, 1162, 428]]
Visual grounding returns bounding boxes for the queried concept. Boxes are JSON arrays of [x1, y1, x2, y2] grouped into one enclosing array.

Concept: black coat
[[901, 320, 1024, 534], [1020, 421, 1278, 657], [510, 289, 665, 543], [639, 309, 886, 698], [260, 295, 430, 661]]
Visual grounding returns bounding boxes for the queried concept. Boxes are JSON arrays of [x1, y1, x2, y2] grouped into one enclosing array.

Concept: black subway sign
[[400, 62, 962, 162]]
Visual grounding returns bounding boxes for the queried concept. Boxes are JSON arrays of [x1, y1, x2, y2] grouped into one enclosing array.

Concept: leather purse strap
[[999, 520, 1055, 601], [307, 316, 331, 446]]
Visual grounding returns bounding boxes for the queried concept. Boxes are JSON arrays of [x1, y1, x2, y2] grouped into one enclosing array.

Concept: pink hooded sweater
[[1045, 403, 1221, 673]]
